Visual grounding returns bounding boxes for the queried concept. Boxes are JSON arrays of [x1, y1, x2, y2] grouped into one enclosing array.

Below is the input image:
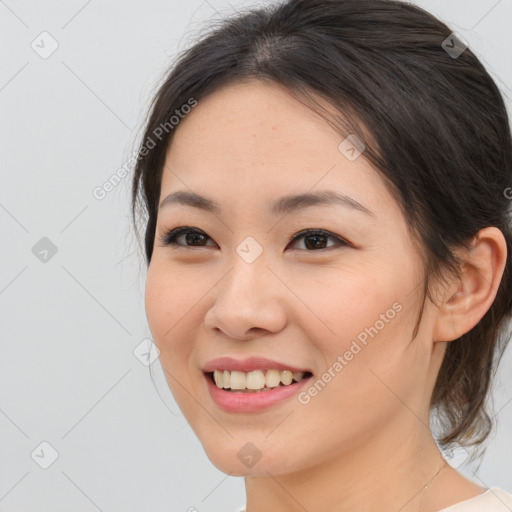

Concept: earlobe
[[433, 227, 507, 343]]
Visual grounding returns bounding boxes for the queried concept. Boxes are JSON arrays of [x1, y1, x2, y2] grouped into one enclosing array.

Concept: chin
[[197, 434, 304, 477]]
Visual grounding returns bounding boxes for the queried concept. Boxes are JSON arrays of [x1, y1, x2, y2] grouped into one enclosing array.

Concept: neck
[[244, 420, 449, 512]]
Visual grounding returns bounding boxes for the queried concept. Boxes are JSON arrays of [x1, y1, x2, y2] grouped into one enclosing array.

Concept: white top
[[438, 488, 512, 511], [235, 487, 512, 512]]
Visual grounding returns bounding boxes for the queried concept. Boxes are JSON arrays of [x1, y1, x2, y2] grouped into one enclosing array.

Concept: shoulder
[[439, 488, 512, 511]]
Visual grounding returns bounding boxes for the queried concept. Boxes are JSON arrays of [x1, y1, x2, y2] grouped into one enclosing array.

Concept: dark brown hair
[[131, 0, 512, 453]]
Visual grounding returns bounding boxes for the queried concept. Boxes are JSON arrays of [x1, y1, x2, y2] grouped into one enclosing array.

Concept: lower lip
[[204, 373, 312, 412]]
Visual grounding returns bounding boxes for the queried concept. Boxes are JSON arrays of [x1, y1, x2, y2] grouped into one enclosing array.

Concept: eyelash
[[158, 226, 350, 252]]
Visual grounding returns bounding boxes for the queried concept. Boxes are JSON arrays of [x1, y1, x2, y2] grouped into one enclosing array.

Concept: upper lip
[[202, 356, 312, 374]]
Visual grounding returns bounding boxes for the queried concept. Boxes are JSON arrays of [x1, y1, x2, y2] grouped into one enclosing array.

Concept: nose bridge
[[204, 236, 286, 339], [223, 235, 270, 303]]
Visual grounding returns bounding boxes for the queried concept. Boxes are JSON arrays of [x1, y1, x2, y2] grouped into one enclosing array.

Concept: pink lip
[[204, 372, 312, 413], [202, 356, 311, 373]]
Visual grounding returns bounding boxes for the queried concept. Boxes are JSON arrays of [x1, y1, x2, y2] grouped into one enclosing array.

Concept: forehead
[[160, 80, 391, 216], [167, 80, 344, 165]]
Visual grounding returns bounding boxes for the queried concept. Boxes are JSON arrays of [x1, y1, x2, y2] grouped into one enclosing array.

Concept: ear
[[433, 227, 508, 342]]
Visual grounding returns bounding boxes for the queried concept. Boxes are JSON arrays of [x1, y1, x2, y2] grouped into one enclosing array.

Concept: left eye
[[159, 227, 349, 251], [288, 229, 348, 251]]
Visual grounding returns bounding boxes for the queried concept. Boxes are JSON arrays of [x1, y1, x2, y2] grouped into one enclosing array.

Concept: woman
[[131, 0, 512, 510]]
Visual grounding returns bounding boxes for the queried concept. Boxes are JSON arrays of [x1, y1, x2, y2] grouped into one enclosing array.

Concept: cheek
[[144, 262, 207, 419], [145, 268, 174, 346], [144, 261, 203, 384], [293, 259, 422, 410], [285, 259, 407, 354], [145, 259, 202, 344]]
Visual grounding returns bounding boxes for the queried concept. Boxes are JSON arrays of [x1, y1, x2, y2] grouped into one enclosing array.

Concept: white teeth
[[223, 369, 230, 389], [292, 371, 304, 382], [213, 370, 223, 387], [211, 369, 308, 391], [230, 370, 246, 390], [246, 370, 266, 389], [265, 369, 281, 388], [280, 370, 293, 385]]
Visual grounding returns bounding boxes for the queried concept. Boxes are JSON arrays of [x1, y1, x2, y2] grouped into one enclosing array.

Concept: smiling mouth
[[206, 369, 313, 393]]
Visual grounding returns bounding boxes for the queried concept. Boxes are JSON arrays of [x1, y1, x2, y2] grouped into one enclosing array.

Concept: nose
[[204, 252, 287, 341]]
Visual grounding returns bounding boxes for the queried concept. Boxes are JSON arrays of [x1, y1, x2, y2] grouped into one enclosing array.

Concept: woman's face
[[145, 80, 444, 476]]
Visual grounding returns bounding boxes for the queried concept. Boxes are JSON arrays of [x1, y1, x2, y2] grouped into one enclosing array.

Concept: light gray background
[[1, 1, 511, 511]]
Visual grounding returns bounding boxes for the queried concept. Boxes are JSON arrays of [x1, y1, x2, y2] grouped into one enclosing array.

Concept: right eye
[[159, 226, 218, 248]]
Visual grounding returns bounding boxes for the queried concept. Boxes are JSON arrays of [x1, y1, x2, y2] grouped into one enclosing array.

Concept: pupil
[[187, 233, 205, 246], [306, 234, 326, 250]]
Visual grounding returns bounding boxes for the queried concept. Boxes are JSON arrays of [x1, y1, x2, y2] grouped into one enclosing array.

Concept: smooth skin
[[144, 80, 507, 512]]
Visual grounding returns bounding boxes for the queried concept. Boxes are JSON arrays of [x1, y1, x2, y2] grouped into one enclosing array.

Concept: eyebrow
[[158, 189, 375, 217]]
